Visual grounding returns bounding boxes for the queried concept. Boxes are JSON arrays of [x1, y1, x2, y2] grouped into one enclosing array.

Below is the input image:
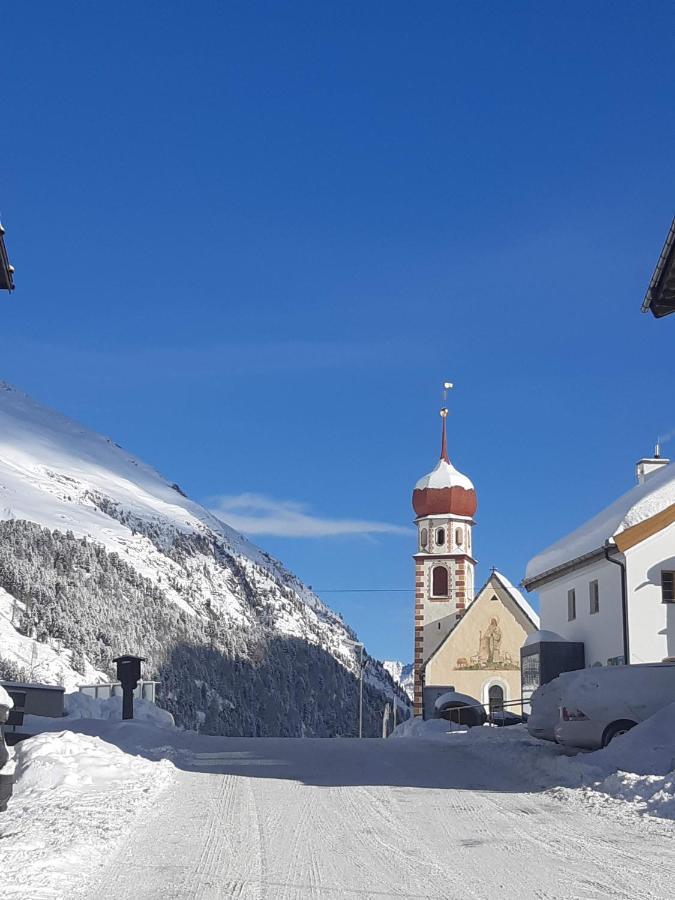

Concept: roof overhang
[[613, 502, 675, 552], [522, 546, 609, 591], [642, 218, 675, 318], [0, 224, 14, 292]]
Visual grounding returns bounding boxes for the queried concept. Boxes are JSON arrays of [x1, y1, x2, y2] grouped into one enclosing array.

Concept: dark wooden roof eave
[[0, 227, 14, 292], [642, 218, 675, 318]]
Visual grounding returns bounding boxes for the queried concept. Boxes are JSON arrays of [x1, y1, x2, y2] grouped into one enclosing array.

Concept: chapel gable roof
[[424, 570, 539, 667]]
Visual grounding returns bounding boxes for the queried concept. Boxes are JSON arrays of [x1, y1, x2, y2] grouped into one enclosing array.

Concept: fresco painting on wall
[[455, 617, 519, 671]]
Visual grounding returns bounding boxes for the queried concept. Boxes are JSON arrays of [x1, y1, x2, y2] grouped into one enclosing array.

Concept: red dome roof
[[412, 415, 477, 518]]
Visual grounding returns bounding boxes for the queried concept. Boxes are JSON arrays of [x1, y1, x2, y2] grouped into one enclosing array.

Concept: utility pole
[[347, 639, 365, 738], [358, 642, 364, 738]]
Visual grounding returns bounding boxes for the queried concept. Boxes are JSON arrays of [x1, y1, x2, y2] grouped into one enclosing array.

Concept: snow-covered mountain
[[382, 661, 414, 701], [0, 382, 409, 735]]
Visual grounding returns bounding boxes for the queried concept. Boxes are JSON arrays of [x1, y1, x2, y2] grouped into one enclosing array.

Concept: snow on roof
[[492, 570, 540, 628], [523, 629, 565, 647], [525, 461, 675, 583], [414, 458, 474, 492], [434, 690, 480, 710]]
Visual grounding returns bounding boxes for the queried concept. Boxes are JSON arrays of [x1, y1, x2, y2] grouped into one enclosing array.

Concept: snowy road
[[81, 736, 675, 900]]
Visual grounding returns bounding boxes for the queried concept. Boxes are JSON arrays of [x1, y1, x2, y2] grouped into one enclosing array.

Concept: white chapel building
[[523, 449, 675, 667]]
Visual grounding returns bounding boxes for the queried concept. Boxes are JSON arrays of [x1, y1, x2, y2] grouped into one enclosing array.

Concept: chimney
[[636, 443, 670, 485]]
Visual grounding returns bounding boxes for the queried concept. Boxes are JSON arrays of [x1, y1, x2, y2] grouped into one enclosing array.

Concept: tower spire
[[440, 408, 449, 462], [440, 381, 453, 462]]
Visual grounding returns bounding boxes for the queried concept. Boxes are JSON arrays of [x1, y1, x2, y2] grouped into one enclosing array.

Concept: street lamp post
[[346, 639, 365, 738]]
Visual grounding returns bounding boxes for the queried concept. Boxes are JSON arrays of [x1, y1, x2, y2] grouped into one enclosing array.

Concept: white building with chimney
[[523, 449, 675, 667]]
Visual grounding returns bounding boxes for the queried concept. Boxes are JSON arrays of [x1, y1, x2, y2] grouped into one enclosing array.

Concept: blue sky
[[2, 1, 674, 662]]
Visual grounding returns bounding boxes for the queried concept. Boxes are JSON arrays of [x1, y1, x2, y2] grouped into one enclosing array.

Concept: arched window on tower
[[455, 527, 463, 547], [432, 566, 448, 597], [435, 528, 445, 547], [420, 528, 428, 550]]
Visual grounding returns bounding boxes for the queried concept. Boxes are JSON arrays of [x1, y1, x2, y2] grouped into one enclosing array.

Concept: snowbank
[[65, 691, 175, 725], [0, 684, 14, 709], [391, 706, 675, 822], [0, 730, 175, 898], [562, 702, 675, 820], [390, 717, 466, 740], [19, 692, 175, 739]]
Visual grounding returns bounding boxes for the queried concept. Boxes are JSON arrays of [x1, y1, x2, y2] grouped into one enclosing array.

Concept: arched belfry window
[[420, 528, 428, 549], [435, 528, 445, 547], [455, 528, 463, 547], [432, 566, 448, 597]]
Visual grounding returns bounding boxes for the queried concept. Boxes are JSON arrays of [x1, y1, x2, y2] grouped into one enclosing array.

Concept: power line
[[313, 589, 411, 593]]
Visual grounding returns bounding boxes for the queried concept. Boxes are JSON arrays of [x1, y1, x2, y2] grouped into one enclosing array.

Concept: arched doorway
[[488, 684, 504, 714]]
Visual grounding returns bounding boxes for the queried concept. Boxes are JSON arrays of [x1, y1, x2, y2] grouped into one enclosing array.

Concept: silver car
[[554, 662, 675, 750], [527, 670, 581, 743]]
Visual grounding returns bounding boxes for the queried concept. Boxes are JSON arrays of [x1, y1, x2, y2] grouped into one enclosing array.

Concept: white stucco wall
[[625, 521, 675, 663], [537, 557, 624, 667]]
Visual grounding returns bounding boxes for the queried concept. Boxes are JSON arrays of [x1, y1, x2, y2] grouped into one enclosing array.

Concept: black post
[[122, 688, 134, 721], [113, 655, 145, 722]]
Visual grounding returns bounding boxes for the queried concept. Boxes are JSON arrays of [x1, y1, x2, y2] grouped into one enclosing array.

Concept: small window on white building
[[662, 571, 675, 603], [435, 528, 445, 547], [567, 589, 576, 621], [589, 580, 599, 615]]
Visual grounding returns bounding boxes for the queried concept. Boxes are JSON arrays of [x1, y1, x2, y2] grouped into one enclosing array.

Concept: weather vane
[[440, 381, 453, 418]]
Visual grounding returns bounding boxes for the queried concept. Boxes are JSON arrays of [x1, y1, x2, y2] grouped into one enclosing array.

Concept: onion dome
[[412, 410, 477, 518]]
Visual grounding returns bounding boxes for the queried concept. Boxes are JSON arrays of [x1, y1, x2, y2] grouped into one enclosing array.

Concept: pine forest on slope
[[0, 383, 408, 736]]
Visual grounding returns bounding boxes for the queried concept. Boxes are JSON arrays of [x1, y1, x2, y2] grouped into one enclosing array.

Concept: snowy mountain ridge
[[382, 660, 414, 701], [0, 382, 408, 734]]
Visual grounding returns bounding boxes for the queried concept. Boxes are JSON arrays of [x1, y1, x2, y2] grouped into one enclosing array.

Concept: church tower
[[412, 393, 477, 717]]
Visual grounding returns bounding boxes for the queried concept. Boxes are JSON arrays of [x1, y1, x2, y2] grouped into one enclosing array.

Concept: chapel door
[[488, 684, 504, 713]]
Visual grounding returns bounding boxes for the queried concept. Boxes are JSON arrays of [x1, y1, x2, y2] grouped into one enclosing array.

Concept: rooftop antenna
[[440, 381, 453, 462], [655, 440, 661, 459]]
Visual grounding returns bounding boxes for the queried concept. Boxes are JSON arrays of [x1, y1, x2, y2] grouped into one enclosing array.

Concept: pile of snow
[[390, 717, 466, 740], [0, 684, 14, 710], [19, 692, 175, 739], [557, 702, 675, 820], [526, 460, 675, 580], [0, 729, 174, 898], [391, 704, 675, 822], [523, 629, 565, 646], [65, 691, 175, 724]]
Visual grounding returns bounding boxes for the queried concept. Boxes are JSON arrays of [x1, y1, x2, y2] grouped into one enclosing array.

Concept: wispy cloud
[[0, 337, 406, 384], [210, 493, 410, 539]]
